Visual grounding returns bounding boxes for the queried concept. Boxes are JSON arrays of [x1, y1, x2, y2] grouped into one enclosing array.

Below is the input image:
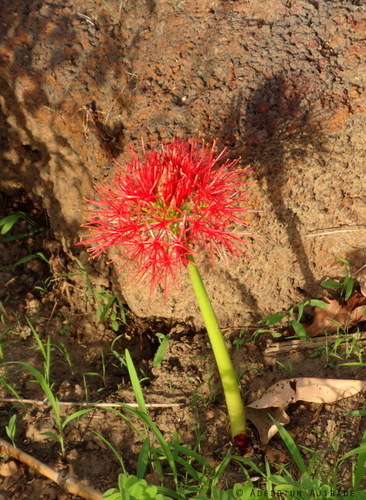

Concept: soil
[[0, 191, 366, 498], [1, 0, 365, 327], [0, 0, 366, 498]]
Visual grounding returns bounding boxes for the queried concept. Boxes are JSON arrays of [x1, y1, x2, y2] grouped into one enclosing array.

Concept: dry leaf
[[304, 293, 366, 337], [246, 377, 366, 443], [248, 377, 366, 408], [246, 407, 289, 444], [0, 460, 18, 477], [358, 269, 366, 297]]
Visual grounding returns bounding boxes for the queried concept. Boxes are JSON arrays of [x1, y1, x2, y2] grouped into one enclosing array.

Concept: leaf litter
[[247, 378, 366, 444], [304, 291, 366, 337]]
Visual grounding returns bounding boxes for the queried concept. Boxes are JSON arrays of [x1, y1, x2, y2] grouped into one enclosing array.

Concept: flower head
[[78, 139, 252, 292]]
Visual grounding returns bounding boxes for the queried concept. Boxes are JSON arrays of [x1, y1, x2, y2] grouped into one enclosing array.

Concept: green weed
[[275, 360, 294, 377], [5, 414, 17, 447], [321, 256, 355, 301], [4, 361, 92, 454], [96, 363, 366, 499], [264, 420, 366, 498], [0, 211, 44, 243], [94, 289, 126, 331], [0, 324, 19, 360], [153, 333, 170, 368], [308, 329, 365, 367], [308, 337, 342, 368], [13, 251, 50, 270], [259, 299, 328, 339], [102, 473, 166, 500], [26, 318, 53, 386], [34, 276, 54, 294]]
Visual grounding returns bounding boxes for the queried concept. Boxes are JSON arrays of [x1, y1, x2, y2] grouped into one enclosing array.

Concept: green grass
[[4, 360, 93, 455], [0, 211, 45, 243], [320, 256, 355, 301], [259, 298, 329, 339]]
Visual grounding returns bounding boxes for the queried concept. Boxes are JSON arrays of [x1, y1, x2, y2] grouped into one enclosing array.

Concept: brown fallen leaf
[[0, 460, 18, 477], [358, 267, 366, 297], [304, 292, 366, 337], [248, 378, 366, 408], [246, 377, 366, 443], [246, 407, 289, 444]]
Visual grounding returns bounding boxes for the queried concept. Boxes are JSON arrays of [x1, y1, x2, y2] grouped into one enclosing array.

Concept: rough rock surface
[[1, 0, 365, 327]]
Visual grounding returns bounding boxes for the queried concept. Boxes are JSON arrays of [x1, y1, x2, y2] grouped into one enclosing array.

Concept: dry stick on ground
[[264, 332, 366, 358], [0, 437, 103, 500], [305, 225, 366, 237], [0, 398, 183, 408], [0, 400, 183, 497]]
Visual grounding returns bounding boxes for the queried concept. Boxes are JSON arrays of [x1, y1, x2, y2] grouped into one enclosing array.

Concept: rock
[[0, 0, 365, 328]]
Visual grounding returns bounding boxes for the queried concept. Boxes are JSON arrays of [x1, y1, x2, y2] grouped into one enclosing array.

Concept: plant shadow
[[217, 73, 328, 298]]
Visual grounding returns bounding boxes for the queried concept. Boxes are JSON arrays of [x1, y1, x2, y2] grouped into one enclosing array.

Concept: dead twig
[[305, 225, 366, 237], [0, 437, 102, 500], [264, 331, 366, 358], [0, 397, 183, 408]]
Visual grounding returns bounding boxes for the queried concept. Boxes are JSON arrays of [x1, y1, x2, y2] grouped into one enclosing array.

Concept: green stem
[[187, 255, 246, 438]]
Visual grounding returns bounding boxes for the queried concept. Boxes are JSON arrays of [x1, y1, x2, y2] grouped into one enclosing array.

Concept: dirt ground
[[1, 0, 365, 327], [0, 191, 365, 498], [1, 0, 366, 498]]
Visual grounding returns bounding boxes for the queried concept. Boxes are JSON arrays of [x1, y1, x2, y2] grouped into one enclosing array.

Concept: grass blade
[[230, 455, 267, 479], [271, 418, 308, 475], [136, 437, 150, 479], [61, 409, 94, 430], [153, 334, 170, 367], [170, 443, 212, 471], [340, 442, 366, 461], [41, 431, 62, 446], [125, 349, 147, 415], [265, 457, 273, 495], [156, 487, 185, 500], [5, 362, 60, 424], [92, 430, 127, 474], [353, 430, 366, 490], [118, 404, 178, 487], [346, 410, 366, 417], [98, 294, 116, 322]]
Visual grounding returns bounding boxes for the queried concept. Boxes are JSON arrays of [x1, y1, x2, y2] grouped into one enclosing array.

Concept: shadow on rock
[[218, 73, 328, 297]]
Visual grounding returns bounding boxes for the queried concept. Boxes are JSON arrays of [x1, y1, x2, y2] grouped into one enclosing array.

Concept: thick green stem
[[187, 256, 246, 438]]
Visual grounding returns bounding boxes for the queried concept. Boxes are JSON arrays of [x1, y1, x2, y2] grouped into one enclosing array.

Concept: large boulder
[[1, 0, 365, 327]]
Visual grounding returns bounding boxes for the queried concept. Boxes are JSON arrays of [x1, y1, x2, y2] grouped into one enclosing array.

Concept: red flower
[[78, 139, 252, 293]]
